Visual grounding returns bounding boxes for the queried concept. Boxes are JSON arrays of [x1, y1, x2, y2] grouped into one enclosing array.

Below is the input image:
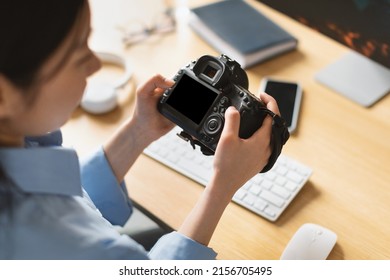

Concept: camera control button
[[208, 119, 218, 130], [220, 96, 229, 105], [173, 75, 180, 81], [205, 115, 223, 135], [200, 133, 212, 143]]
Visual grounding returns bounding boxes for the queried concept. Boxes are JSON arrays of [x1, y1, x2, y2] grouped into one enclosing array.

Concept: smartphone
[[259, 77, 302, 133]]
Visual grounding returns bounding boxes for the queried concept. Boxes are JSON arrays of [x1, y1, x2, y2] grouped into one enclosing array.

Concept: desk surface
[[62, 0, 390, 259]]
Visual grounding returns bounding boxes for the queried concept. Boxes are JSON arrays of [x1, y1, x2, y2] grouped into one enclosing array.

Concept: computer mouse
[[280, 223, 337, 260]]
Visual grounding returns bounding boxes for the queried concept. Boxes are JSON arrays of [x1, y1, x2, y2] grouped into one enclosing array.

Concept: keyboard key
[[275, 165, 288, 176], [285, 181, 298, 192], [254, 199, 267, 211], [286, 170, 303, 183], [275, 176, 287, 186], [264, 207, 276, 218], [271, 185, 291, 199], [234, 189, 246, 200], [249, 184, 262, 195], [262, 179, 273, 190], [243, 193, 256, 206], [265, 171, 277, 181], [259, 190, 285, 208]]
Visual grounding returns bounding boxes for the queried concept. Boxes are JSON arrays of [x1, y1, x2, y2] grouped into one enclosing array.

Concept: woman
[[0, 0, 278, 259]]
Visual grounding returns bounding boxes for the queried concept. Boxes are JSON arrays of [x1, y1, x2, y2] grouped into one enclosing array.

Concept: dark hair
[[0, 0, 86, 88], [0, 0, 86, 213]]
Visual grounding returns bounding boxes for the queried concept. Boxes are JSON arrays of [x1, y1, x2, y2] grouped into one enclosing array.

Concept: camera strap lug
[[177, 131, 215, 156], [177, 131, 196, 149]]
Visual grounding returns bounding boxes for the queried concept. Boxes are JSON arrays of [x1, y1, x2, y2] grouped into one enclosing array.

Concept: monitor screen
[[259, 0, 390, 69], [258, 0, 390, 106]]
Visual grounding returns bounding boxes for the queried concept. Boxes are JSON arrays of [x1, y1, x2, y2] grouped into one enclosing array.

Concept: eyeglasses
[[117, 8, 176, 47]]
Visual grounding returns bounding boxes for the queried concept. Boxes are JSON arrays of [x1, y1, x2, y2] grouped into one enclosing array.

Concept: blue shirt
[[0, 133, 216, 260]]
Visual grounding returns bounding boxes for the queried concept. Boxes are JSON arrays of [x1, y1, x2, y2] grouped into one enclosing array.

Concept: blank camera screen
[[264, 81, 297, 127], [166, 74, 218, 124]]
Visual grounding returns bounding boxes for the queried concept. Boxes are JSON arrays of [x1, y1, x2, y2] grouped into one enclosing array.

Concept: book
[[189, 0, 298, 68]]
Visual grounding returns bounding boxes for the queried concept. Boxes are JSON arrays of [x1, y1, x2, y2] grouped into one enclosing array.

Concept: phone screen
[[263, 80, 299, 128]]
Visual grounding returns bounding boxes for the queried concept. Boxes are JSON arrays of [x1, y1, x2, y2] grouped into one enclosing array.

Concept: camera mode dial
[[173, 70, 185, 82]]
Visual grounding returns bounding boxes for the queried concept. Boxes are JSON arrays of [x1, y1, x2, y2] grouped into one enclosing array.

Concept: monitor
[[258, 0, 390, 107]]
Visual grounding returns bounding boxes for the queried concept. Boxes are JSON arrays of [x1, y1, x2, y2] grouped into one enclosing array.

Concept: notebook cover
[[191, 0, 297, 54]]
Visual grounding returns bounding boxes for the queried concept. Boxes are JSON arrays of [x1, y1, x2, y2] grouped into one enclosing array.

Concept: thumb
[[221, 106, 240, 138]]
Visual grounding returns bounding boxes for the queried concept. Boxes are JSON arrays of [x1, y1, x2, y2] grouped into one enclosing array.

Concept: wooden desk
[[62, 0, 390, 259]]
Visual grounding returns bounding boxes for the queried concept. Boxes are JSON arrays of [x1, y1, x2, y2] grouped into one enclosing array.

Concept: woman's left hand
[[132, 74, 175, 143], [103, 74, 175, 182]]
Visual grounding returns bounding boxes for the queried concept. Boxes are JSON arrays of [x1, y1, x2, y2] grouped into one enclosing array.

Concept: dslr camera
[[158, 54, 289, 172]]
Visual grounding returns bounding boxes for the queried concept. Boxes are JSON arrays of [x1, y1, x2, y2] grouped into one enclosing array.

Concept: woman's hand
[[131, 74, 175, 144], [103, 74, 174, 182], [209, 92, 280, 197], [178, 92, 280, 246]]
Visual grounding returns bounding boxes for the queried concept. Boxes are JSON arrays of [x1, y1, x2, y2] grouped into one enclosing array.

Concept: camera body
[[158, 54, 270, 154]]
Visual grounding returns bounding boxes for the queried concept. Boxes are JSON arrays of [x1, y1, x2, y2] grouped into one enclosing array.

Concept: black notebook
[[189, 0, 297, 68]]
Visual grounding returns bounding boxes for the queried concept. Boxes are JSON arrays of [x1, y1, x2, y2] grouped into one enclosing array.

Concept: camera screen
[[166, 74, 218, 124]]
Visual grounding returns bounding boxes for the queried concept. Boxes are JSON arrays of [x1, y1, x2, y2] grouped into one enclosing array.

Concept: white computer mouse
[[280, 223, 337, 260]]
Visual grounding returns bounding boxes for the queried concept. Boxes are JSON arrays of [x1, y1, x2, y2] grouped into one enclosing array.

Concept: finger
[[252, 110, 273, 139], [259, 91, 280, 115], [137, 74, 174, 96], [221, 106, 240, 138], [258, 114, 273, 136]]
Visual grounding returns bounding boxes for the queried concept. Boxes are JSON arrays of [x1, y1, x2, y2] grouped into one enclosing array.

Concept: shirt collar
[[0, 147, 82, 196]]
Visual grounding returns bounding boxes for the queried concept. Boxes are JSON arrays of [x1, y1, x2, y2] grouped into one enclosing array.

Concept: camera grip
[[260, 109, 290, 173]]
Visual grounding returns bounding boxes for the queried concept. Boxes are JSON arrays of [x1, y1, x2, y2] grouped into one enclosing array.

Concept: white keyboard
[[143, 127, 312, 221]]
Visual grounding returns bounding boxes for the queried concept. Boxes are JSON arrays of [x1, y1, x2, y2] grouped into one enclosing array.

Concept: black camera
[[158, 54, 289, 172]]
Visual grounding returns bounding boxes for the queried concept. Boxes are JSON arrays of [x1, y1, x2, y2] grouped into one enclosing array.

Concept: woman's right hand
[[178, 92, 280, 246], [209, 92, 279, 198]]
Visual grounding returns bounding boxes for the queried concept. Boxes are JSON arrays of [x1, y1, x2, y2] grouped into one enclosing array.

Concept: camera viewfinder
[[204, 65, 218, 79]]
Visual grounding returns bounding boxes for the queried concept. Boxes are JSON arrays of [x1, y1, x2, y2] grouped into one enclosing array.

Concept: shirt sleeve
[[149, 232, 217, 260], [79, 147, 133, 226]]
